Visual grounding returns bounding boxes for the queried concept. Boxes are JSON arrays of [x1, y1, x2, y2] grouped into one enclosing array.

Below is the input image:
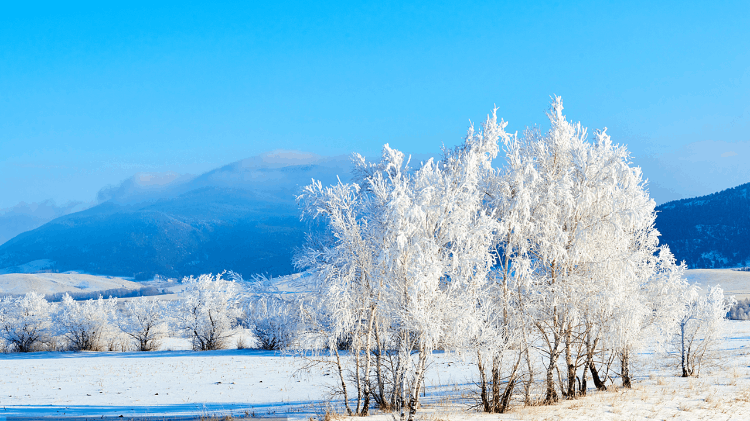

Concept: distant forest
[[656, 182, 750, 268]]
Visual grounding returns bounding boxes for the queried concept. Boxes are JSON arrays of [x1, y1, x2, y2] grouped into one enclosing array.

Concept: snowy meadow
[[2, 98, 747, 420]]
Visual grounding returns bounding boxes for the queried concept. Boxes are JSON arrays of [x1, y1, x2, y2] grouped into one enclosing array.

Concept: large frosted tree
[[298, 110, 508, 420], [296, 96, 715, 414]]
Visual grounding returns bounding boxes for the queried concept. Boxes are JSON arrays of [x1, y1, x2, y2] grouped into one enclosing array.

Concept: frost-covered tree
[[675, 285, 733, 377], [298, 111, 506, 419], [489, 97, 690, 401], [117, 297, 170, 351], [297, 176, 378, 415], [0, 292, 55, 352], [728, 298, 750, 320], [57, 294, 118, 351], [175, 273, 241, 351], [246, 295, 300, 350], [241, 274, 302, 350], [294, 96, 720, 413]]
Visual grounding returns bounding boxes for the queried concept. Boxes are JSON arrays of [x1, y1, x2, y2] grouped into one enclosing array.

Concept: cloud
[[96, 172, 195, 204]]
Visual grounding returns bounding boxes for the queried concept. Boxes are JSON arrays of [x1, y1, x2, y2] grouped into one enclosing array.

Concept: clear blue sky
[[1, 0, 749, 208]]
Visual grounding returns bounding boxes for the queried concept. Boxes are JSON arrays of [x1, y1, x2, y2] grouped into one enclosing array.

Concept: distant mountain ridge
[[12, 150, 736, 277], [655, 181, 750, 268], [0, 151, 353, 280], [0, 200, 91, 245]]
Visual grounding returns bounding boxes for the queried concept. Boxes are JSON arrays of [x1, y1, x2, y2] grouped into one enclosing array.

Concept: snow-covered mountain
[[655, 181, 750, 268], [0, 151, 353, 279]]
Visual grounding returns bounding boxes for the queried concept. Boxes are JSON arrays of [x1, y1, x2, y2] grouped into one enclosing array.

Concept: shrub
[[57, 294, 118, 351], [117, 297, 171, 351], [175, 273, 241, 351], [245, 295, 300, 350], [0, 292, 55, 352], [727, 298, 750, 320]]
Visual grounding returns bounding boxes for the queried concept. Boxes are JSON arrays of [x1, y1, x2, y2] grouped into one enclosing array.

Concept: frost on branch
[[728, 298, 750, 320]]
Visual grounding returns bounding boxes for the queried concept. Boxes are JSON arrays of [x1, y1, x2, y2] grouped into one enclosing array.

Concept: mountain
[[0, 200, 91, 246], [0, 151, 352, 280], [655, 182, 750, 268]]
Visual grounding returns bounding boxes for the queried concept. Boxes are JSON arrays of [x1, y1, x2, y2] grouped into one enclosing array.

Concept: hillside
[[0, 272, 141, 296], [0, 152, 351, 279], [655, 182, 750, 268]]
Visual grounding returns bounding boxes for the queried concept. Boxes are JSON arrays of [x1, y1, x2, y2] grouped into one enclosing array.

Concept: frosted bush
[[727, 298, 750, 320], [175, 273, 241, 351], [673, 285, 734, 376], [117, 297, 171, 351], [245, 294, 300, 350], [57, 294, 118, 351], [0, 292, 55, 352]]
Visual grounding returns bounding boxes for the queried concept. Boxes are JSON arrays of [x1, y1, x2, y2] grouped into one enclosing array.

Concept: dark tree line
[[656, 182, 750, 269]]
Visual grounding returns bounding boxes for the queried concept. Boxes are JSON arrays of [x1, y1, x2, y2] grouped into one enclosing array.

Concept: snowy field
[[2, 322, 750, 420], [0, 272, 141, 296], [685, 269, 750, 301]]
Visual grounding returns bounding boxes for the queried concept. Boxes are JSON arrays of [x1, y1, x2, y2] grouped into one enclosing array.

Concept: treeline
[[655, 182, 750, 269], [0, 273, 269, 353], [44, 286, 163, 302]]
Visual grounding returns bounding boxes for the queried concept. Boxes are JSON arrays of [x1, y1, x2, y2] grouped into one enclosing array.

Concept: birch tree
[[675, 285, 732, 377]]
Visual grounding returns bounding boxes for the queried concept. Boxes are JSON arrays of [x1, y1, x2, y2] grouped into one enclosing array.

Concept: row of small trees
[[0, 273, 289, 353], [292, 98, 734, 420]]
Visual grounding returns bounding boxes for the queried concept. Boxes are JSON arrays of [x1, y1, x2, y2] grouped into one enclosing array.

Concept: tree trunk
[[544, 349, 559, 404], [580, 368, 587, 396], [621, 348, 631, 388], [681, 321, 689, 377], [361, 305, 377, 415], [334, 346, 353, 415], [524, 334, 533, 405], [585, 335, 606, 391], [477, 351, 490, 412], [374, 322, 387, 409], [396, 337, 408, 421], [565, 327, 576, 398], [543, 325, 561, 404], [499, 350, 523, 413], [491, 355, 501, 410], [406, 345, 428, 421]]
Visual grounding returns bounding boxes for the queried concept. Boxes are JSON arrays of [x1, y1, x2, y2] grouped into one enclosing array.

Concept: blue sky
[[1, 0, 749, 209]]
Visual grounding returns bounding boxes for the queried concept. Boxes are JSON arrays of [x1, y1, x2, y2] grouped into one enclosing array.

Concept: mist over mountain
[[655, 181, 750, 269], [0, 200, 91, 246], [0, 151, 353, 279]]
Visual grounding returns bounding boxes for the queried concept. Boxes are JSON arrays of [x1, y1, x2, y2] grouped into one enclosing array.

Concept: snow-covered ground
[[0, 272, 141, 296], [685, 269, 750, 301], [2, 321, 749, 420]]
